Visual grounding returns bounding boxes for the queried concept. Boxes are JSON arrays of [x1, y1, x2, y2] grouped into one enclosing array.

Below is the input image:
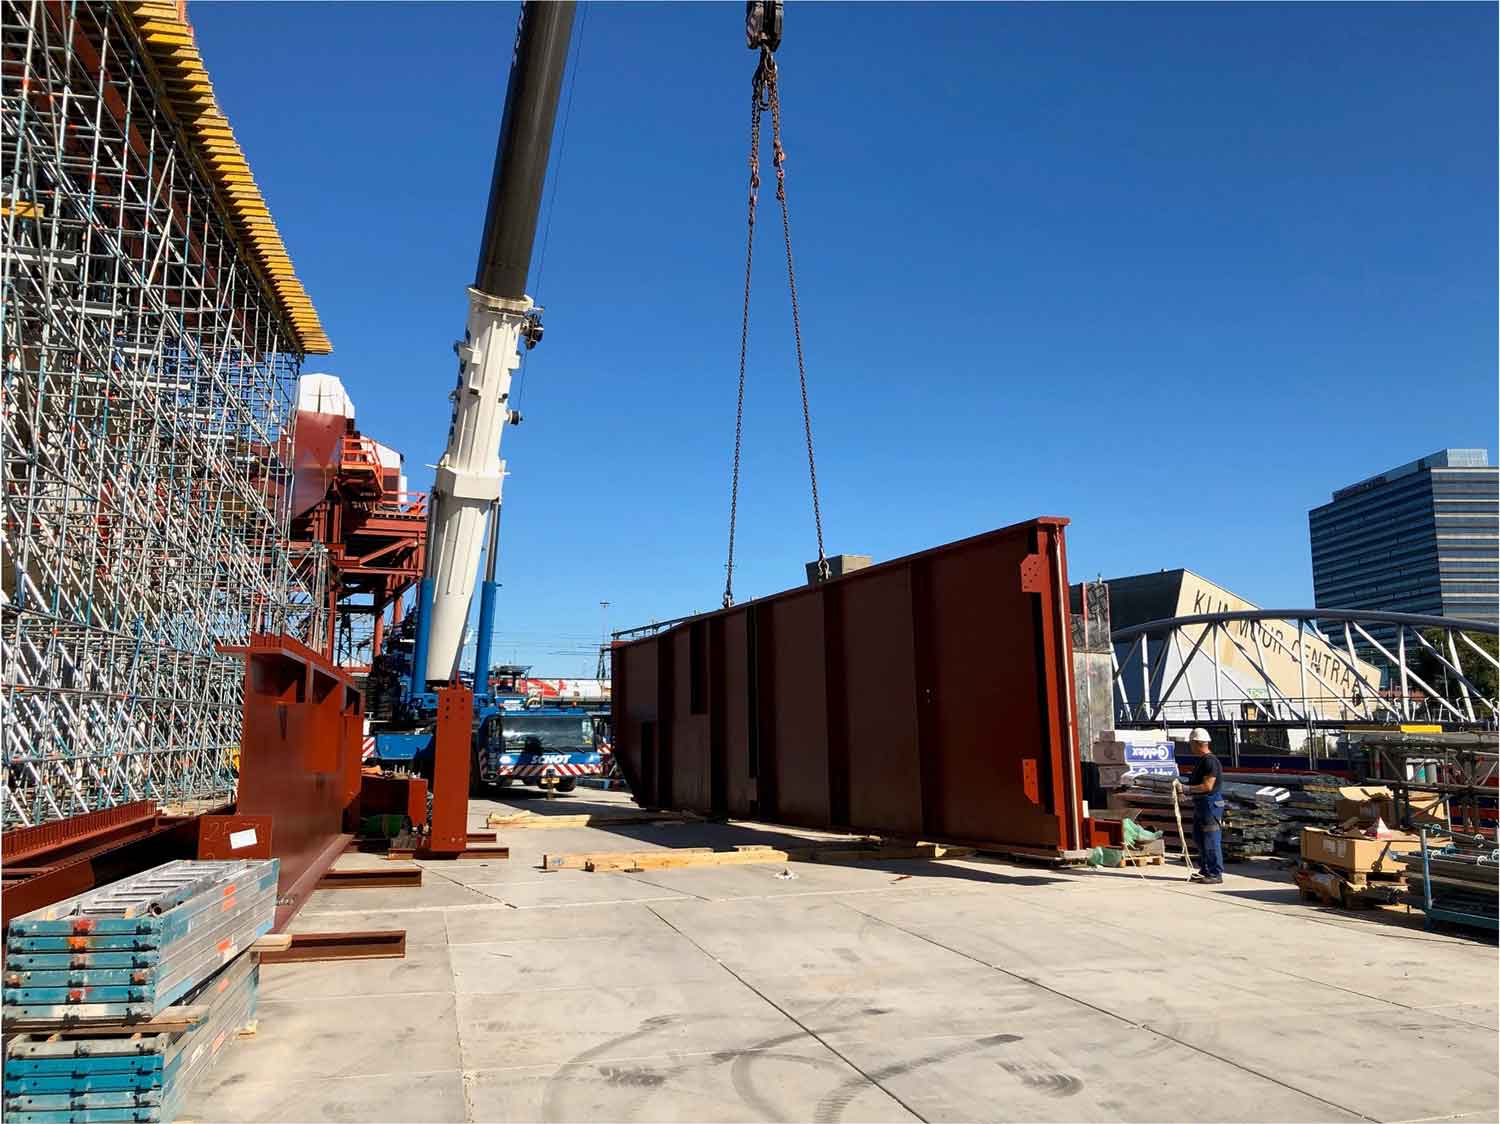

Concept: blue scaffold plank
[[3, 1092, 166, 1110], [4, 861, 276, 1024], [1, 1106, 176, 1123], [4, 953, 161, 971], [3, 955, 259, 1124]]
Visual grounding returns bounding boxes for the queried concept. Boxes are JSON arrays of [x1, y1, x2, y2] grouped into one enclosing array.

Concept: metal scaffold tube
[[0, 1, 317, 827]]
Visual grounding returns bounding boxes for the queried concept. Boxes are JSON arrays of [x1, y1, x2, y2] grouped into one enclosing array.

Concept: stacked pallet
[[2, 860, 275, 1124], [3, 954, 260, 1124], [4, 860, 277, 1022], [1113, 772, 1348, 859], [1110, 789, 1279, 860]]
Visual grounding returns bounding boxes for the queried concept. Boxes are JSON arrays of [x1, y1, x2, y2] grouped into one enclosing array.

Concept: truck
[[475, 707, 608, 794]]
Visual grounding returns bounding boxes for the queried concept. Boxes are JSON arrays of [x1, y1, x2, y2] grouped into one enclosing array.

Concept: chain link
[[723, 47, 827, 607], [766, 57, 828, 582], [723, 54, 767, 608]]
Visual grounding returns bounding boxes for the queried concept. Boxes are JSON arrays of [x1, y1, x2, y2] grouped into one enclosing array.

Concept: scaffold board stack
[[1, 0, 324, 831], [3, 953, 260, 1124], [4, 861, 277, 1023]]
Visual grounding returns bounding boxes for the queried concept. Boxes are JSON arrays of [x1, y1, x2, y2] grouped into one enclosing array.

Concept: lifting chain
[[723, 43, 827, 609]]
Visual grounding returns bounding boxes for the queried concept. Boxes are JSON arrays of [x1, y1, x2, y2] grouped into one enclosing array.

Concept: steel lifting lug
[[746, 0, 782, 52]]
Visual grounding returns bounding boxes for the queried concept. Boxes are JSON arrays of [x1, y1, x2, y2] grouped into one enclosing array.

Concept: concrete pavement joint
[[643, 902, 931, 1123], [840, 900, 1379, 1123], [442, 908, 477, 1124]]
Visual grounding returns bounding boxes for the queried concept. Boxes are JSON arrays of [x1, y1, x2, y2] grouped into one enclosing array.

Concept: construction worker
[[1177, 727, 1225, 884]]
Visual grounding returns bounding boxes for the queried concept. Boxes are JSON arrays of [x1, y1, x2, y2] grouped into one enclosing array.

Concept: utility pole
[[596, 601, 611, 680]]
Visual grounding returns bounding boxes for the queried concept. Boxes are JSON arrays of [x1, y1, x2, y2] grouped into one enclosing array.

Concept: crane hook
[[745, 0, 782, 53]]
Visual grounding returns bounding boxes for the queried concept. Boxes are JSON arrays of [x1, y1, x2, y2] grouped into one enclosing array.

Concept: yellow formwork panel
[[125, 5, 331, 354]]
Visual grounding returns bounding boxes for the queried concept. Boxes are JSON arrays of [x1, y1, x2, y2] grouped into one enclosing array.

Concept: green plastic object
[[363, 813, 406, 838], [1122, 818, 1160, 847], [1086, 846, 1124, 868]]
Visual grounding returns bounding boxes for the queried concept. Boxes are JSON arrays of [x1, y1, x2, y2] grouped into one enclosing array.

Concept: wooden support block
[[236, 1019, 259, 1038], [250, 933, 294, 952], [3, 1003, 210, 1036], [542, 840, 974, 873], [489, 810, 693, 830]]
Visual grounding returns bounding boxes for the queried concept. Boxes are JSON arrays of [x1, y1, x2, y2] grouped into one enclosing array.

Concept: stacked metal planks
[[4, 861, 277, 1023], [1402, 837, 1500, 930], [611, 518, 1088, 856], [3, 954, 260, 1123]]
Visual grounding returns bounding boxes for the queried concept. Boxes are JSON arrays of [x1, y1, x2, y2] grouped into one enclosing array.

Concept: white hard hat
[[1189, 727, 1212, 744]]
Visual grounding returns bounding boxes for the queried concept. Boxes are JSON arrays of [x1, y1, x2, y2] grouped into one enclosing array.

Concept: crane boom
[[416, 0, 576, 687]]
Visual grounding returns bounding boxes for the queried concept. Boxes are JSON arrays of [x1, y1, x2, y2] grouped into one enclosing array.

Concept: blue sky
[[195, 2, 1497, 676]]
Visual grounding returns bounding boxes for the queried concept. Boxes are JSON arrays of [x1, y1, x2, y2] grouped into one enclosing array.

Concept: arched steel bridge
[[1110, 609, 1498, 731]]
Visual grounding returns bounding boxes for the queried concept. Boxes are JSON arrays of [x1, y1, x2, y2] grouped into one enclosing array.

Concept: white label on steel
[[229, 828, 258, 850]]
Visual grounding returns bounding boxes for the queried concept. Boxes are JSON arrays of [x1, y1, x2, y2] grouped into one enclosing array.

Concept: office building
[[1309, 450, 1498, 646]]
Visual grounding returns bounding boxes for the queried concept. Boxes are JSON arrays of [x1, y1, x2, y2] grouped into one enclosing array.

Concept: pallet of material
[[543, 840, 973, 872], [1114, 772, 1353, 860], [1295, 862, 1406, 909], [3, 955, 259, 1123], [4, 860, 277, 1024]]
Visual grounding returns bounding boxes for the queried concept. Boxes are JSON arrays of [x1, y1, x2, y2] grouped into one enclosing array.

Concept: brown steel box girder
[[234, 633, 365, 927], [611, 518, 1087, 854]]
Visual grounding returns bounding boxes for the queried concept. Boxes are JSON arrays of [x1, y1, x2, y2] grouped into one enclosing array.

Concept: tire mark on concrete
[[812, 1034, 1023, 1124], [643, 903, 928, 1122], [541, 1013, 681, 1122], [729, 1046, 848, 1122]]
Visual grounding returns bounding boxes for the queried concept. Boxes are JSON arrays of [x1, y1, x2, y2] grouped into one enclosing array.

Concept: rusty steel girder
[[0, 802, 208, 927], [234, 633, 364, 927], [612, 518, 1089, 857]]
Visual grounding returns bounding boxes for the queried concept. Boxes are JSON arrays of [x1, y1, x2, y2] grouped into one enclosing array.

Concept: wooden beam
[[542, 840, 973, 872]]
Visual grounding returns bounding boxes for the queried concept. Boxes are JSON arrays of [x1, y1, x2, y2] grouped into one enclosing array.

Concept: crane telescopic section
[[415, 0, 576, 689]]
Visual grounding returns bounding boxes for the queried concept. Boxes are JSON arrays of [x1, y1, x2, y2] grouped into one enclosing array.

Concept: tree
[[1415, 628, 1498, 707]]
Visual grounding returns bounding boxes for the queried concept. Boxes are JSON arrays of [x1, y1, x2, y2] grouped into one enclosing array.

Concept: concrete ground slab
[[450, 930, 721, 994], [830, 1026, 1363, 1123], [1161, 1006, 1499, 1122], [183, 792, 1498, 1123], [441, 901, 661, 944], [196, 1068, 465, 1123], [454, 978, 803, 1070], [462, 872, 693, 909], [463, 1040, 918, 1124]]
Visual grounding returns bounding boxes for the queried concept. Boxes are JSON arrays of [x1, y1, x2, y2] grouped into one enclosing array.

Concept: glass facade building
[[1309, 450, 1499, 649]]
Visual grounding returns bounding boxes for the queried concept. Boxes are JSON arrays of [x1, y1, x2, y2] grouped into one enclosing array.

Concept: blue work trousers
[[1192, 795, 1226, 878]]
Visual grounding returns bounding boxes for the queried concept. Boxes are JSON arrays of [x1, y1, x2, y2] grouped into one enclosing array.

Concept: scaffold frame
[[2, 0, 319, 826]]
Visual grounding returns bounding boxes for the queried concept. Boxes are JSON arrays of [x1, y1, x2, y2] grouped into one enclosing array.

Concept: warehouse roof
[[124, 2, 332, 355]]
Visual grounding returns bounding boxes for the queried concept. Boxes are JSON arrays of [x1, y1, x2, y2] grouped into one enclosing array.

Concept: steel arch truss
[[1111, 609, 1499, 732]]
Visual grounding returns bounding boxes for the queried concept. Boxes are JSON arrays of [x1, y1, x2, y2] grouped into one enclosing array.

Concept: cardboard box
[[1335, 785, 1448, 830], [1095, 764, 1130, 788], [1093, 739, 1127, 765], [1300, 827, 1421, 875]]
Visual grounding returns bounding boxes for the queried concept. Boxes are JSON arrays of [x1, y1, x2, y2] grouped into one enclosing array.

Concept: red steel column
[[425, 685, 474, 856]]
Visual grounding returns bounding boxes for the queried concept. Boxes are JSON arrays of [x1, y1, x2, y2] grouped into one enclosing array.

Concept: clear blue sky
[[195, 2, 1497, 676]]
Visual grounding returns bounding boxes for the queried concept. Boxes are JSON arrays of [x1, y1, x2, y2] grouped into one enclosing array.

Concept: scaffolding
[[1, 1, 328, 827]]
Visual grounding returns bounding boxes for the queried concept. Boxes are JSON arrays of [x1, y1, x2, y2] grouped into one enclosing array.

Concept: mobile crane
[[367, 2, 793, 847], [366, 0, 580, 815]]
